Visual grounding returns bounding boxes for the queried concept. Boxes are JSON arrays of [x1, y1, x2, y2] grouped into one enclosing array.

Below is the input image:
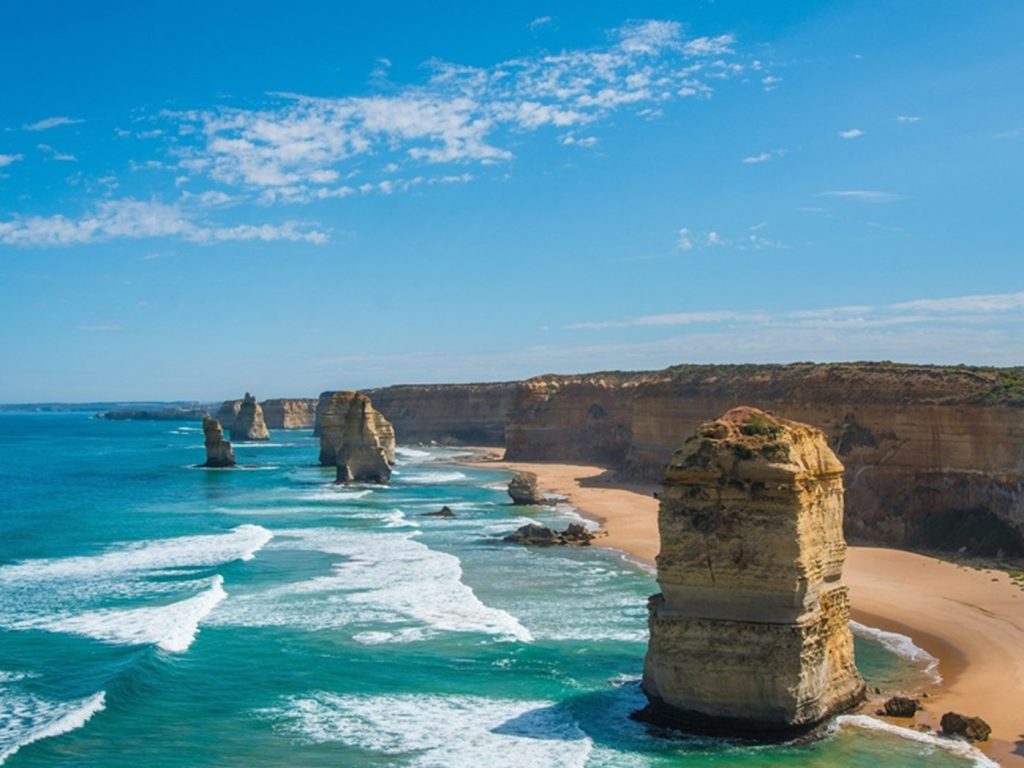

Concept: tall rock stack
[[642, 406, 864, 737], [201, 417, 235, 468], [230, 393, 270, 442], [318, 391, 396, 483]]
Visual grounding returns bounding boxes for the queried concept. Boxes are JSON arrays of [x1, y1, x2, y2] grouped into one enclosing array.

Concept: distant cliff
[[261, 398, 317, 429], [505, 363, 1024, 554]]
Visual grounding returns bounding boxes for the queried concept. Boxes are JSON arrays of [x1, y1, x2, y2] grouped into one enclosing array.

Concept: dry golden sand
[[463, 452, 1024, 766]]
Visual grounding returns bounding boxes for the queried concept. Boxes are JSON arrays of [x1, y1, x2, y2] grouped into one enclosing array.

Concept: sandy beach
[[466, 454, 1024, 766]]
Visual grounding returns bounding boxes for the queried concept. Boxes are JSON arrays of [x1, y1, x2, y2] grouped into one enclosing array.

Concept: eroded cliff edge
[[504, 363, 1024, 554], [641, 407, 864, 735]]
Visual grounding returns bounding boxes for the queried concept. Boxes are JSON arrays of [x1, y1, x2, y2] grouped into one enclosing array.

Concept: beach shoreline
[[461, 450, 1024, 766]]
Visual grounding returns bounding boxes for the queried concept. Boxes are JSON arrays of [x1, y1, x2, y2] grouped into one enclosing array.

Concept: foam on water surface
[[850, 621, 941, 682], [0, 690, 106, 766], [835, 715, 999, 767], [263, 693, 592, 768]]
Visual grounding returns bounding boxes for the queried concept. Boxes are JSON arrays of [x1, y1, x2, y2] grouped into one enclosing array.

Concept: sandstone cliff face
[[202, 417, 235, 468], [230, 393, 270, 442], [215, 400, 242, 433], [335, 396, 394, 484], [317, 392, 396, 482], [642, 407, 865, 735], [505, 364, 1024, 554], [261, 398, 317, 429]]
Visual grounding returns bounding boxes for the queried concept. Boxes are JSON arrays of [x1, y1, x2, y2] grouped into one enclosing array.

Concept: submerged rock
[[507, 471, 551, 505], [503, 522, 593, 547], [230, 393, 269, 442], [201, 417, 235, 468], [940, 712, 991, 742], [641, 406, 865, 738], [421, 505, 456, 518], [880, 696, 920, 717], [317, 391, 395, 484]]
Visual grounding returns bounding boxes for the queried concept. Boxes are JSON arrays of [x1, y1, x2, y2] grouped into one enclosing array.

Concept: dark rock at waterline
[[878, 696, 920, 717], [940, 712, 991, 741], [421, 506, 456, 518], [503, 522, 593, 547]]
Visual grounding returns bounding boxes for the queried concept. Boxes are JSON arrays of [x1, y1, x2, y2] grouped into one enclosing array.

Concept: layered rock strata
[[507, 471, 550, 505], [230, 393, 270, 441], [641, 407, 865, 736], [201, 417, 235, 468], [261, 398, 317, 429], [331, 393, 395, 483], [319, 391, 395, 468]]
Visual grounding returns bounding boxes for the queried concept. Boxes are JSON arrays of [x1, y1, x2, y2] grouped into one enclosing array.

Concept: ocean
[[0, 413, 994, 767]]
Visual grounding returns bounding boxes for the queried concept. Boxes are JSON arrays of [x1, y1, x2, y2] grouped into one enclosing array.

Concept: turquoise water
[[0, 413, 991, 767]]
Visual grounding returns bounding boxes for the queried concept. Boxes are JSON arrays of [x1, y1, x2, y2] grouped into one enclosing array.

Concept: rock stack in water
[[230, 393, 270, 442], [202, 417, 235, 467], [641, 406, 865, 737], [318, 391, 396, 483]]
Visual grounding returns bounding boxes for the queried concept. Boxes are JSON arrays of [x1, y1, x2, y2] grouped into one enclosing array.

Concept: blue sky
[[1, 1, 1022, 401]]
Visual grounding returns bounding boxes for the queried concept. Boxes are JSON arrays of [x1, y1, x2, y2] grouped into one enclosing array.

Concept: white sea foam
[[231, 442, 293, 449], [212, 527, 532, 643], [397, 470, 467, 485], [0, 525, 273, 583], [298, 488, 373, 502], [0, 690, 106, 766], [394, 446, 431, 459], [263, 693, 591, 768], [836, 715, 1000, 767], [14, 576, 226, 653], [850, 621, 941, 682]]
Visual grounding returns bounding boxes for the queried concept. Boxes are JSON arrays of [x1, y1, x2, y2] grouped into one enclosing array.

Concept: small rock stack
[[202, 417, 235, 468]]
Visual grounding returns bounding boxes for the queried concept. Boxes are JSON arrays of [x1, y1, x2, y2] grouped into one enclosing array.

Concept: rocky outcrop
[[879, 696, 920, 717], [216, 399, 242, 433], [503, 523, 593, 547], [201, 417, 235, 468], [507, 471, 550, 505], [641, 407, 865, 737], [941, 712, 991, 741], [318, 391, 396, 467], [504, 363, 1024, 555], [421, 506, 456, 518], [335, 395, 394, 484], [352, 382, 517, 445], [229, 393, 270, 441], [261, 398, 317, 429]]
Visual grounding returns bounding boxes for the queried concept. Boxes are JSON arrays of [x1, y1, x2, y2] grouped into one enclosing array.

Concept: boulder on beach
[[940, 712, 991, 742], [879, 696, 920, 717]]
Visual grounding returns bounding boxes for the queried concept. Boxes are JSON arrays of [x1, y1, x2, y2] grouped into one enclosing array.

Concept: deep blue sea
[[0, 413, 995, 766]]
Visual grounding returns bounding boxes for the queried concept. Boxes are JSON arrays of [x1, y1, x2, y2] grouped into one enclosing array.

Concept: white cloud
[[676, 227, 693, 251], [23, 116, 85, 131], [162, 19, 761, 202], [0, 153, 23, 167], [742, 148, 785, 164], [706, 231, 723, 245], [37, 144, 77, 162], [838, 128, 864, 139], [528, 16, 552, 31], [0, 198, 327, 247], [819, 189, 904, 203], [896, 115, 921, 123], [761, 75, 782, 91], [569, 291, 1024, 332]]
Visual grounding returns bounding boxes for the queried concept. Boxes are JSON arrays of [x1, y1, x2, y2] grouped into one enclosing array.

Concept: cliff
[[317, 391, 396, 477], [201, 417, 235, 468], [642, 407, 864, 736], [336, 393, 395, 483], [229, 393, 270, 442], [504, 363, 1024, 554], [261, 398, 317, 429], [359, 382, 518, 445], [215, 400, 242, 433]]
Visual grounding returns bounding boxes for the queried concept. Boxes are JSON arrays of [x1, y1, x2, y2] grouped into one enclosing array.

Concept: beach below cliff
[[463, 453, 1024, 767]]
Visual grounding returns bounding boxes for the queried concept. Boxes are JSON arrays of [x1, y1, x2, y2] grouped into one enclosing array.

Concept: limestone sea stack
[[641, 406, 865, 737], [202, 417, 235, 468], [230, 393, 270, 442], [319, 391, 395, 468]]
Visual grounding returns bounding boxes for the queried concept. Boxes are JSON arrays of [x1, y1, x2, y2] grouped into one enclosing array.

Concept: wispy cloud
[[37, 144, 77, 162], [162, 20, 761, 204], [0, 198, 327, 247], [568, 291, 1024, 331], [742, 148, 785, 164], [528, 16, 553, 31], [23, 116, 85, 132], [896, 115, 921, 123], [676, 227, 694, 251], [0, 153, 23, 167], [838, 128, 864, 139], [819, 189, 904, 203], [675, 225, 788, 251]]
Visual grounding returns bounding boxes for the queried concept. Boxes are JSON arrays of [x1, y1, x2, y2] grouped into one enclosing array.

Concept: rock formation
[[335, 395, 393, 484], [940, 712, 991, 741], [261, 398, 317, 429], [879, 696, 919, 717], [507, 471, 550, 505], [503, 523, 593, 547], [201, 417, 235, 468], [216, 399, 242, 433], [319, 391, 395, 468], [230, 393, 269, 442], [641, 407, 865, 737], [421, 506, 456, 518]]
